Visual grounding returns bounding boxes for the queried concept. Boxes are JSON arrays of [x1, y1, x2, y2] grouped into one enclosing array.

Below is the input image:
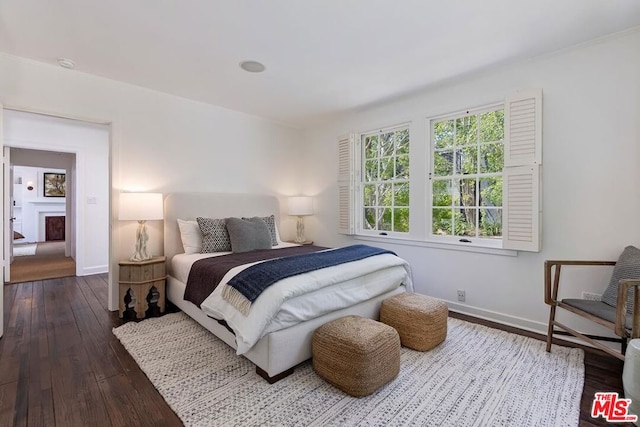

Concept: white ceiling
[[1, 1, 639, 128]]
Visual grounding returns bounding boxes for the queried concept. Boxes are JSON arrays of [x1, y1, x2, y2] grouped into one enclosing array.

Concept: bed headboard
[[164, 192, 281, 263]]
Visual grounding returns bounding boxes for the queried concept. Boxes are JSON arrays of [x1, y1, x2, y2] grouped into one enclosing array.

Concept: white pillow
[[177, 219, 202, 254]]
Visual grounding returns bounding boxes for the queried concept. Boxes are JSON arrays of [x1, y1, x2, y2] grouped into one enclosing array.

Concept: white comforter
[[179, 247, 413, 354]]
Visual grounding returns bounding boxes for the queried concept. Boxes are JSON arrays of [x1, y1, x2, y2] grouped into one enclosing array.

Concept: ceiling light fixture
[[239, 60, 265, 73], [57, 58, 75, 69]]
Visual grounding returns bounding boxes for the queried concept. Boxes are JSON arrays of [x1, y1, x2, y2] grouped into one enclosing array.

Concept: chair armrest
[[544, 260, 616, 305], [616, 279, 640, 338]]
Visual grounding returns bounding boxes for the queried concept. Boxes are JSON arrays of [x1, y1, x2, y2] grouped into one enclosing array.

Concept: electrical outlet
[[457, 290, 466, 302], [582, 292, 602, 301]]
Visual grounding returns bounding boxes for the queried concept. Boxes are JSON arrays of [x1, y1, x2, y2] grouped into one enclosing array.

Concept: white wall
[[0, 52, 304, 310], [4, 111, 109, 275], [302, 30, 640, 336]]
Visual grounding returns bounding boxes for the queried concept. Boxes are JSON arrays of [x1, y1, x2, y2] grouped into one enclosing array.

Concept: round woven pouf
[[380, 292, 448, 351]]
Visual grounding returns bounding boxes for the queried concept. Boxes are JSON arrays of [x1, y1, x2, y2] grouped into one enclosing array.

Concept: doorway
[[10, 158, 76, 283], [2, 109, 110, 285]]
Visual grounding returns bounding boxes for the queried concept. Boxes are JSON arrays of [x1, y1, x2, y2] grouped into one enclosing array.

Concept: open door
[[2, 146, 9, 286], [1, 105, 5, 338]]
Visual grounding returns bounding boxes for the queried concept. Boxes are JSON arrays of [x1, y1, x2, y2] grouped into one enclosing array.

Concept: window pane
[[360, 125, 410, 234], [396, 155, 409, 179], [457, 146, 478, 175], [381, 132, 394, 157], [365, 159, 378, 182], [480, 110, 504, 143], [363, 184, 377, 207], [458, 178, 477, 207], [479, 143, 504, 174], [479, 177, 502, 207], [434, 120, 454, 149], [455, 115, 477, 146], [432, 208, 452, 236], [365, 135, 378, 159], [380, 157, 394, 180], [434, 150, 453, 176], [394, 182, 409, 206], [480, 208, 502, 238], [394, 208, 409, 232], [432, 179, 452, 207], [379, 208, 392, 231], [363, 208, 376, 230], [454, 208, 477, 237], [396, 129, 409, 154], [378, 183, 392, 207], [430, 107, 503, 241]]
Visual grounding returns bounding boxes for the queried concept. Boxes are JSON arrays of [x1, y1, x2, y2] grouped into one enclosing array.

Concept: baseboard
[[446, 300, 622, 353], [446, 300, 548, 334], [80, 265, 108, 276]]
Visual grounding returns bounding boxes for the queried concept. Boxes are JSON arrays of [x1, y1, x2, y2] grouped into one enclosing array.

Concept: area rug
[[113, 312, 584, 427], [13, 243, 37, 256]]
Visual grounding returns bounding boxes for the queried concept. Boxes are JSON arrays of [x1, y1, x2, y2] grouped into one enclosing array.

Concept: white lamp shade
[[119, 193, 164, 221], [288, 196, 313, 216]]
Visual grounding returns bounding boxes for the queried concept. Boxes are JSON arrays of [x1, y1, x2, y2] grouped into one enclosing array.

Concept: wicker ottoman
[[312, 315, 400, 397], [380, 292, 448, 351]]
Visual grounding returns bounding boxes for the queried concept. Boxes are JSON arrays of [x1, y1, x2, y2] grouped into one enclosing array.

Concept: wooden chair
[[544, 260, 640, 360]]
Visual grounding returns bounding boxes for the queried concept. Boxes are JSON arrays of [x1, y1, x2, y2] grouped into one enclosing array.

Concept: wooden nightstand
[[118, 256, 166, 320]]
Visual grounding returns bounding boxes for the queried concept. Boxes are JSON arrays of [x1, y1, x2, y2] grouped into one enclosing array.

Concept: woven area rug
[[113, 312, 584, 427]]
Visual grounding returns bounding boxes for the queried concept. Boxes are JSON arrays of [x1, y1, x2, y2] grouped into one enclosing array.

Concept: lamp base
[[130, 220, 153, 262], [295, 216, 306, 244]]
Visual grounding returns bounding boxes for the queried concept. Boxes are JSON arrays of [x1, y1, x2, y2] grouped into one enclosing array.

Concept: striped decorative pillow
[[601, 245, 640, 314]]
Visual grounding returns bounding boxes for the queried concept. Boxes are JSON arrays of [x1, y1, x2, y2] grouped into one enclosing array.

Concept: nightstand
[[118, 256, 166, 320], [286, 240, 314, 245]]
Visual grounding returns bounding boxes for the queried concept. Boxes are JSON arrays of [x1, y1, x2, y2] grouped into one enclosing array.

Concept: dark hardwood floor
[[0, 275, 631, 426], [1, 275, 182, 426]]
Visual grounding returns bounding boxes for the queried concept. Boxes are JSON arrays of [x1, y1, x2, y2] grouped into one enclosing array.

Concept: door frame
[[1, 105, 116, 315]]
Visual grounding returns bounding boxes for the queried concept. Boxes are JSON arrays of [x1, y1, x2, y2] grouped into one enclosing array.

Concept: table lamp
[[119, 192, 163, 261], [288, 196, 313, 243]]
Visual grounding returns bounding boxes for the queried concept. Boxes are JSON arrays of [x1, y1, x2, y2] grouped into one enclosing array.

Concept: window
[[338, 89, 542, 253], [360, 125, 410, 234], [430, 106, 504, 243]]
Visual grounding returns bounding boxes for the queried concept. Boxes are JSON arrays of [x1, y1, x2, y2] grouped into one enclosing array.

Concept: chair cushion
[[601, 246, 640, 314], [562, 298, 633, 330]]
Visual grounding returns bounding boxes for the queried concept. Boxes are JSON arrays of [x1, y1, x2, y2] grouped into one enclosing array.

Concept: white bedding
[[172, 247, 413, 354]]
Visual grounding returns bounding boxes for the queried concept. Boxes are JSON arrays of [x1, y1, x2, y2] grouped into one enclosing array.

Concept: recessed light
[[57, 58, 75, 69], [239, 60, 265, 73]]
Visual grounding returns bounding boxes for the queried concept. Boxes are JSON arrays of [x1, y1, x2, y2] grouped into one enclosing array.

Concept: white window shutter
[[338, 133, 355, 235], [504, 89, 542, 167], [503, 89, 542, 252], [502, 165, 540, 251]]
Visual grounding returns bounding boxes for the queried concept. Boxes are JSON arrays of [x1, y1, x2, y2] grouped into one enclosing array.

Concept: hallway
[[9, 241, 75, 284]]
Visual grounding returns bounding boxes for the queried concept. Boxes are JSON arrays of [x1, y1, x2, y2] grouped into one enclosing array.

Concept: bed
[[164, 192, 413, 382]]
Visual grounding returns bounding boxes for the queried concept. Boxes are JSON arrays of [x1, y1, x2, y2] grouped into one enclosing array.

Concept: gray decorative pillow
[[242, 214, 278, 246], [196, 217, 231, 253], [226, 217, 272, 253], [601, 245, 640, 314]]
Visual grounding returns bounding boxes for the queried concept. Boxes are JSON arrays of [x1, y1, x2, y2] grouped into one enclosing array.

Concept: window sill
[[353, 235, 518, 257]]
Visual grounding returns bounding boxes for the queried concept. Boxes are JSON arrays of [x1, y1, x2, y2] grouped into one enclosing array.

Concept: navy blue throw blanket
[[228, 244, 395, 303]]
